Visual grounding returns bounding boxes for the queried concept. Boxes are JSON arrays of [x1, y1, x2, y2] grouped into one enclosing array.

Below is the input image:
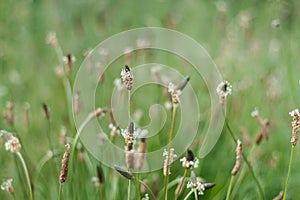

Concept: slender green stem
[[127, 180, 131, 200], [135, 173, 140, 200], [58, 183, 62, 200], [16, 152, 33, 200], [136, 179, 156, 200], [225, 175, 234, 200], [183, 190, 193, 200], [231, 145, 256, 198], [174, 169, 188, 200], [99, 184, 103, 200], [52, 41, 74, 130], [223, 109, 265, 200], [283, 145, 295, 200], [194, 190, 198, 200], [163, 104, 177, 200]]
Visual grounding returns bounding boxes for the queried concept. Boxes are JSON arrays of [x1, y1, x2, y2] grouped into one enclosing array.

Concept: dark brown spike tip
[[113, 164, 133, 180], [204, 182, 216, 190], [125, 65, 130, 72], [187, 149, 194, 161]]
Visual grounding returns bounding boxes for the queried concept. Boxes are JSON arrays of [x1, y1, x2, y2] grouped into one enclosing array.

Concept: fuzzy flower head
[[289, 109, 300, 146], [168, 76, 190, 104], [5, 135, 21, 153], [121, 122, 145, 149], [216, 80, 232, 105], [180, 149, 199, 169], [121, 65, 134, 90], [163, 148, 177, 176], [187, 171, 205, 195], [1, 178, 14, 193]]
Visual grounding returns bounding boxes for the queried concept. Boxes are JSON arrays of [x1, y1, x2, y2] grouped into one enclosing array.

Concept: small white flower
[[251, 108, 259, 117], [163, 148, 177, 176], [1, 178, 14, 193], [216, 80, 232, 97], [5, 136, 21, 153], [289, 109, 300, 117], [180, 157, 199, 169], [187, 171, 205, 195]]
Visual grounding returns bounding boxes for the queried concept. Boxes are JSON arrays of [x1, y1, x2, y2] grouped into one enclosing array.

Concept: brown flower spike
[[59, 144, 71, 183], [231, 140, 242, 176], [289, 109, 300, 146]]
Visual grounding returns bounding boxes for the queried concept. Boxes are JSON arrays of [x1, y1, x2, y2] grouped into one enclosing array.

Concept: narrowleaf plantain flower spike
[[216, 80, 232, 105], [168, 76, 190, 104], [5, 135, 21, 153], [232, 140, 242, 176], [89, 107, 107, 118], [63, 54, 76, 74], [289, 109, 300, 146], [187, 171, 205, 195], [135, 138, 146, 170], [113, 164, 133, 180], [163, 148, 177, 176], [96, 165, 104, 184], [180, 149, 199, 169], [121, 65, 134, 90], [42, 103, 50, 119], [273, 190, 284, 200], [1, 178, 14, 193], [59, 144, 71, 183]]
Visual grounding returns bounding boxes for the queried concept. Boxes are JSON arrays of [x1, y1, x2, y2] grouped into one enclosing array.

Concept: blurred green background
[[1, 0, 300, 199]]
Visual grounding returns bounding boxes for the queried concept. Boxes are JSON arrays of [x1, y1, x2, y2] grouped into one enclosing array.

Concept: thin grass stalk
[[194, 190, 198, 200], [52, 41, 74, 130], [58, 183, 62, 200], [283, 145, 295, 200], [183, 190, 193, 200], [16, 152, 33, 200], [136, 179, 156, 200], [163, 104, 177, 200], [127, 179, 131, 200], [225, 175, 234, 200], [174, 169, 188, 200], [223, 109, 265, 200]]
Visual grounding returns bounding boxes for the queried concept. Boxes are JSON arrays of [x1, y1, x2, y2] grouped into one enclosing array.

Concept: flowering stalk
[[46, 32, 73, 130], [163, 104, 177, 200], [16, 152, 33, 200], [226, 140, 242, 200], [218, 81, 265, 200], [283, 109, 299, 200]]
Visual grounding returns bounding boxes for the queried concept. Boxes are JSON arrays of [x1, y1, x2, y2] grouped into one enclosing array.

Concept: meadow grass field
[[1, 0, 300, 199]]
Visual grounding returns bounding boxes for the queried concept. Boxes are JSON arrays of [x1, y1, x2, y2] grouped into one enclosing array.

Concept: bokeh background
[[1, 0, 300, 199]]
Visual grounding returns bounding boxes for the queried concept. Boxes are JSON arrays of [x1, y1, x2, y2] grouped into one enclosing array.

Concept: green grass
[[1, 0, 300, 199]]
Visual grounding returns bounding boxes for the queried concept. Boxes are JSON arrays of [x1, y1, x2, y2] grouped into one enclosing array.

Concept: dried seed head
[[216, 80, 232, 105], [289, 109, 300, 146], [273, 190, 284, 200], [121, 65, 134, 90], [231, 140, 242, 176], [113, 165, 133, 180], [5, 135, 21, 153], [59, 144, 71, 183], [96, 165, 104, 184]]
